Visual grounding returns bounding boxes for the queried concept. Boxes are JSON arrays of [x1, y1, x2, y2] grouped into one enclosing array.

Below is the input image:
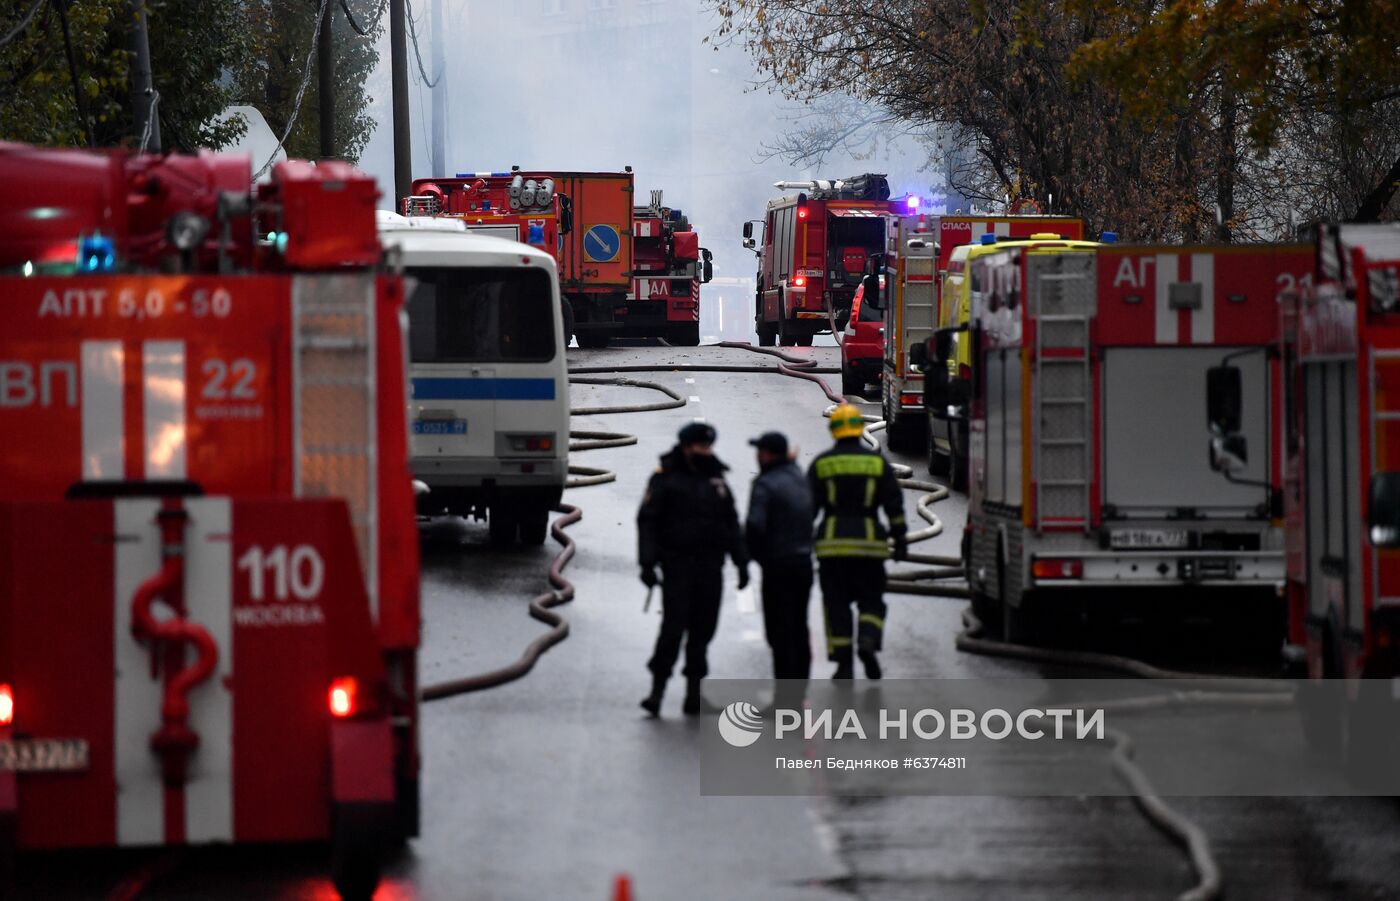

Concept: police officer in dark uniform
[[637, 422, 749, 716], [808, 403, 907, 679], [745, 431, 814, 681]]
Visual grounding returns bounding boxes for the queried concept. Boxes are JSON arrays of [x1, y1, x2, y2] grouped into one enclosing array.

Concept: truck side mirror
[[865, 252, 885, 277], [1210, 433, 1249, 473], [1207, 365, 1242, 435], [909, 342, 929, 371], [742, 222, 753, 240], [1369, 472, 1400, 547], [701, 247, 714, 284], [557, 195, 574, 236]]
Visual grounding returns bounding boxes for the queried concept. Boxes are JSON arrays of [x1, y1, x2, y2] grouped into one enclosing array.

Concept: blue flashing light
[[482, 200, 492, 211], [905, 195, 920, 211], [979, 234, 997, 245], [275, 231, 289, 254], [1100, 231, 1118, 244], [528, 223, 546, 245], [78, 232, 116, 273]]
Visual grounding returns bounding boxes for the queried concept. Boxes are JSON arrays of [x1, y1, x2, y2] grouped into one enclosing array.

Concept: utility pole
[[390, 0, 412, 202], [128, 0, 161, 152], [430, 0, 446, 177], [317, 0, 336, 159]]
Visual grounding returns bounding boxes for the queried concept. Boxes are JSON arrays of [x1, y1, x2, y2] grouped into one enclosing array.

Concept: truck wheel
[[950, 422, 969, 493], [795, 334, 813, 347], [927, 426, 950, 477], [488, 506, 517, 545], [0, 812, 15, 890], [670, 323, 701, 347], [576, 333, 610, 349], [840, 362, 861, 397], [331, 806, 383, 901], [518, 507, 549, 546], [757, 326, 775, 347]]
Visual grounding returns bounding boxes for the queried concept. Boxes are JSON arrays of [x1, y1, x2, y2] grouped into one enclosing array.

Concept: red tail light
[[793, 275, 807, 288], [959, 363, 972, 381], [1031, 558, 1083, 580], [329, 677, 358, 718], [0, 683, 13, 726]]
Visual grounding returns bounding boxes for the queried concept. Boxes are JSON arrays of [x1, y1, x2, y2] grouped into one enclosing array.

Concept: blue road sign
[[583, 224, 621, 263]]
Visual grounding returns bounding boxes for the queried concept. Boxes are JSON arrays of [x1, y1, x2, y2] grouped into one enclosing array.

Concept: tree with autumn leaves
[[710, 0, 1400, 240]]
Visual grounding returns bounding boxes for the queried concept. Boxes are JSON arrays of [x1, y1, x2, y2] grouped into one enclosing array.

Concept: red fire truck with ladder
[[404, 168, 654, 347], [630, 189, 714, 347], [948, 240, 1312, 642], [744, 173, 910, 346], [1277, 223, 1400, 774], [0, 143, 420, 899]]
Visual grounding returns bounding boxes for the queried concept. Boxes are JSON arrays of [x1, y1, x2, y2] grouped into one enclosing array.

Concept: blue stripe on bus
[[411, 377, 557, 401]]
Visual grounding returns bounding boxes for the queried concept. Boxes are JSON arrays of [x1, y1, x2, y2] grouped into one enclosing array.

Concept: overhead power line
[[255, 0, 330, 179], [340, 0, 386, 37], [404, 0, 439, 88]]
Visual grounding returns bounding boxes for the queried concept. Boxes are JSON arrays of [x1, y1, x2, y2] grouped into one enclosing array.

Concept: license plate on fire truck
[[1110, 529, 1190, 549], [0, 738, 90, 773]]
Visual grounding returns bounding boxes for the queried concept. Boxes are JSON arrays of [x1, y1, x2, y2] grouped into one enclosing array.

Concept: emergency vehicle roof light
[[1101, 231, 1118, 244], [0, 683, 13, 726], [979, 234, 997, 245], [906, 196, 920, 210], [78, 232, 116, 272]]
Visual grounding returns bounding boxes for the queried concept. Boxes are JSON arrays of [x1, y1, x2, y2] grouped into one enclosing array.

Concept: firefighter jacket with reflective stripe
[[807, 438, 906, 559], [638, 446, 747, 569]]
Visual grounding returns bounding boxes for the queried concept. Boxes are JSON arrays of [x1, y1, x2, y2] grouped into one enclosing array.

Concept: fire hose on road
[[420, 340, 1287, 900]]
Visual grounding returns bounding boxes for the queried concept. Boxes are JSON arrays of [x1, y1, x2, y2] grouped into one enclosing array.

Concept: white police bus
[[378, 213, 569, 545]]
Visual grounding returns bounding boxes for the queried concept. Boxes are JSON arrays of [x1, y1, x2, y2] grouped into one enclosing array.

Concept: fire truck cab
[[630, 189, 713, 347], [0, 143, 420, 900], [744, 174, 903, 346], [951, 240, 1312, 643], [377, 219, 569, 545]]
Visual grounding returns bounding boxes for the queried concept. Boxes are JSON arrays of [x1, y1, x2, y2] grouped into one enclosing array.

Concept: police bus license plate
[[413, 419, 467, 435], [0, 738, 90, 772], [1110, 529, 1190, 550]]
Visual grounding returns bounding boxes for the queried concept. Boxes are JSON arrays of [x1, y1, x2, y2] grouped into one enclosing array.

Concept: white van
[[379, 214, 569, 545]]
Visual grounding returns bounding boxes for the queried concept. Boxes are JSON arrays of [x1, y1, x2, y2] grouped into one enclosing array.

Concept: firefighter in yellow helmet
[[807, 403, 907, 679]]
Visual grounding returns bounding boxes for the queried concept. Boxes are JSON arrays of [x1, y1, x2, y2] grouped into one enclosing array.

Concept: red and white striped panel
[[1096, 248, 1312, 346], [634, 219, 660, 238]]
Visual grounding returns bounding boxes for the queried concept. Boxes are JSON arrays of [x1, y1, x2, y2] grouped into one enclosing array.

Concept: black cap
[[678, 421, 717, 447], [748, 431, 789, 456]]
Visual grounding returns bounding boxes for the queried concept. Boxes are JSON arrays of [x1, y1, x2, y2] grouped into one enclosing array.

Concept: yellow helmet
[[829, 403, 865, 439]]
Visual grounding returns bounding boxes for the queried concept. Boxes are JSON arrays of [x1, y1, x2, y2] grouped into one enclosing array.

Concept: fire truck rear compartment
[[1102, 347, 1271, 519]]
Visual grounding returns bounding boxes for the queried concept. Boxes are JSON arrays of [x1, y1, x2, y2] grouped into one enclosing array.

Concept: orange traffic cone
[[612, 874, 633, 901]]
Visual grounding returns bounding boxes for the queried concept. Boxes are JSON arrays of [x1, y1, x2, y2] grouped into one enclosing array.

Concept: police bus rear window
[[406, 267, 555, 363]]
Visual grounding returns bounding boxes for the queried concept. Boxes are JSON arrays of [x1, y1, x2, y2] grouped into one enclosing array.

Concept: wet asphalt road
[[15, 341, 1400, 900]]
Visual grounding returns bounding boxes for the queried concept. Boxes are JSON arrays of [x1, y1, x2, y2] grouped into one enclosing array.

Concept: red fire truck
[[1278, 224, 1400, 769], [404, 168, 639, 347], [949, 240, 1312, 642], [0, 143, 419, 899], [630, 190, 713, 347], [744, 173, 909, 346]]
